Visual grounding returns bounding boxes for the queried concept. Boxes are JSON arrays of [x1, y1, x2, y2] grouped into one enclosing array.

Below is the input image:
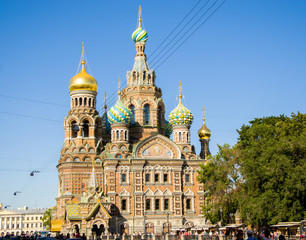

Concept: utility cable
[[0, 94, 67, 108], [148, 0, 203, 60], [154, 0, 226, 70], [149, 0, 211, 66], [0, 111, 62, 123]]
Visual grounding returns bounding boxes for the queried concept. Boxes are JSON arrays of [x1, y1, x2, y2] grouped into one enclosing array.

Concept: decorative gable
[[134, 134, 181, 159]]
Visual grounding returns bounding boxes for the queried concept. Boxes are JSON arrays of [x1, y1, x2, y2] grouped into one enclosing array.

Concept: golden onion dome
[[69, 60, 98, 92], [198, 106, 211, 139]]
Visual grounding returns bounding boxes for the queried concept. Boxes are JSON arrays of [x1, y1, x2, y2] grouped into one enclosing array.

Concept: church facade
[[53, 8, 212, 236]]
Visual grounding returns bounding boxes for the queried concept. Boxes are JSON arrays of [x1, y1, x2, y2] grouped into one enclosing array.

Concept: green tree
[[237, 112, 306, 226], [42, 208, 51, 230], [198, 112, 306, 227], [197, 144, 241, 224]]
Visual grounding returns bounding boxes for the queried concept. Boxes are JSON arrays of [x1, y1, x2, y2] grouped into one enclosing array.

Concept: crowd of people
[[1, 229, 305, 240]]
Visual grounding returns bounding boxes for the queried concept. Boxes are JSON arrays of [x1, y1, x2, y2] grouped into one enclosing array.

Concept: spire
[[138, 5, 142, 28], [104, 92, 107, 113], [202, 106, 206, 123], [88, 159, 98, 190], [81, 42, 85, 70], [178, 80, 182, 103], [118, 77, 121, 99]]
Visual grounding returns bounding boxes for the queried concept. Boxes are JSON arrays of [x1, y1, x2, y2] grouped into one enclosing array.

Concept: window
[[83, 120, 89, 137], [155, 199, 160, 210], [122, 173, 126, 183], [158, 106, 163, 126], [144, 104, 150, 125], [130, 105, 135, 124], [154, 174, 159, 182], [122, 199, 127, 211], [146, 199, 151, 210], [186, 199, 191, 210], [145, 173, 150, 182], [164, 199, 169, 210], [186, 174, 190, 183], [163, 174, 168, 182]]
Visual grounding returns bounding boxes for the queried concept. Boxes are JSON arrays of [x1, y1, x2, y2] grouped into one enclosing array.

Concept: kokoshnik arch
[[52, 6, 212, 236]]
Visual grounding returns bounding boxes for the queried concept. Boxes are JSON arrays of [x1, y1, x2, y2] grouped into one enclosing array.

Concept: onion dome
[[107, 77, 132, 124], [132, 27, 148, 43], [169, 81, 193, 127], [69, 43, 98, 92], [198, 106, 211, 139], [132, 6, 148, 43]]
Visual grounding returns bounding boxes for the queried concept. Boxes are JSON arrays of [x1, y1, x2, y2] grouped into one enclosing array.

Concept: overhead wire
[[152, 0, 226, 70], [149, 0, 212, 66], [148, 0, 203, 60], [0, 94, 67, 108]]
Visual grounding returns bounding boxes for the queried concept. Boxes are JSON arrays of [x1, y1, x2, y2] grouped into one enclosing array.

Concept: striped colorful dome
[[107, 99, 132, 124], [132, 27, 148, 43], [169, 102, 193, 127]]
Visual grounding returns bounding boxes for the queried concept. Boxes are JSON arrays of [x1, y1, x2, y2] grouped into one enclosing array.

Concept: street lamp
[[167, 212, 170, 234]]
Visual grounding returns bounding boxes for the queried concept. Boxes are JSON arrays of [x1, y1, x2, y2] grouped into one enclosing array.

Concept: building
[[53, 7, 212, 236], [0, 204, 45, 236]]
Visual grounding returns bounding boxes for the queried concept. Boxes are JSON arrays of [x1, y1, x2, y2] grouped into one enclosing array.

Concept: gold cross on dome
[[138, 5, 142, 28], [202, 106, 205, 122]]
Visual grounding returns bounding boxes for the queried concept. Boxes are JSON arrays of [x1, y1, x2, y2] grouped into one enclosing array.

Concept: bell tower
[[56, 44, 103, 221], [120, 6, 166, 142]]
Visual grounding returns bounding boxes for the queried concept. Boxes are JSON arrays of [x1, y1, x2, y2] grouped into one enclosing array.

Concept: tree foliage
[[198, 112, 306, 226], [42, 208, 51, 230], [238, 112, 306, 226], [197, 144, 241, 224]]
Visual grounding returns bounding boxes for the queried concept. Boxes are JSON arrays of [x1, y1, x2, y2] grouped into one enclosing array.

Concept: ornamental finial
[[81, 42, 85, 68], [92, 158, 95, 170], [138, 5, 142, 28], [118, 76, 121, 99], [178, 80, 182, 103], [202, 106, 205, 122], [104, 92, 107, 113]]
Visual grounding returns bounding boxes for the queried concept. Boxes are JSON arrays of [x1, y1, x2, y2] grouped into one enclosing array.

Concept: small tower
[[169, 81, 193, 144], [65, 43, 102, 142], [107, 77, 132, 143], [198, 106, 211, 159]]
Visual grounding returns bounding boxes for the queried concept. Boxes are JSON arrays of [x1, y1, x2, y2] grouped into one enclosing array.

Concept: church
[[52, 7, 212, 236]]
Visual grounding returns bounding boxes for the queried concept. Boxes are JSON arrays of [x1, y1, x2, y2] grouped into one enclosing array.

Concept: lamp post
[[142, 212, 146, 239], [167, 212, 170, 234]]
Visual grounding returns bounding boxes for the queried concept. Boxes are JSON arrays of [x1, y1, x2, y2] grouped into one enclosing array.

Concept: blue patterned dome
[[169, 101, 193, 127], [107, 99, 132, 124], [132, 27, 148, 43]]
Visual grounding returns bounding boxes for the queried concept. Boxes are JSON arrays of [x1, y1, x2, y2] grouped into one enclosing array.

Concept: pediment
[[86, 203, 111, 220], [134, 134, 181, 159], [184, 189, 195, 196], [144, 189, 154, 196], [154, 189, 163, 196], [119, 189, 130, 197]]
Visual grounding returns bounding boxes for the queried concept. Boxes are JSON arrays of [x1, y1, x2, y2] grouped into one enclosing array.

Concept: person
[[278, 235, 285, 240], [82, 233, 87, 240], [262, 230, 270, 240], [247, 230, 256, 240], [236, 230, 244, 240]]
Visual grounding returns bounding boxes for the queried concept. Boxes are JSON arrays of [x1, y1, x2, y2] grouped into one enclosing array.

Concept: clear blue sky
[[0, 0, 305, 209]]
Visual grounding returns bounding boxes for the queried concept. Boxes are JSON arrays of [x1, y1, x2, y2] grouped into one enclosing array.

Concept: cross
[[138, 5, 142, 28]]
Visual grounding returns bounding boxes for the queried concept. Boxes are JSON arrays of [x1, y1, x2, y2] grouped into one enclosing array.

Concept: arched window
[[130, 105, 135, 124], [79, 98, 82, 106], [84, 97, 87, 106], [93, 99, 95, 107], [75, 98, 78, 107], [158, 106, 163, 126], [83, 120, 89, 137], [116, 130, 119, 140], [144, 104, 150, 125], [89, 98, 92, 107], [71, 121, 78, 138], [179, 132, 182, 142]]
